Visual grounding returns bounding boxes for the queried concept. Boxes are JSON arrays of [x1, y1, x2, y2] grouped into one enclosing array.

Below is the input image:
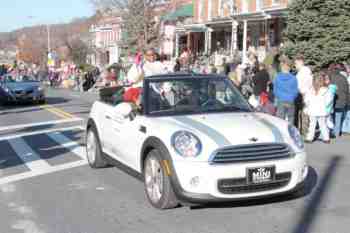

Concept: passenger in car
[[126, 48, 167, 89], [123, 87, 142, 111]]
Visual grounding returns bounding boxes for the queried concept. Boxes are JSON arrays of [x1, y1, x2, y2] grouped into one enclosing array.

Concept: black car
[[0, 75, 46, 104]]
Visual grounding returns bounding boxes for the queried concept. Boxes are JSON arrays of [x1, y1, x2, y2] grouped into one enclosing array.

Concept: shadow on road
[[0, 97, 69, 115], [292, 155, 342, 233], [189, 166, 318, 210], [45, 97, 70, 105]]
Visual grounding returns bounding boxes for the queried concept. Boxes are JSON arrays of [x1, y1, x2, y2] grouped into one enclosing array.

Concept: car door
[[104, 108, 147, 172], [93, 102, 118, 154], [116, 115, 148, 171], [102, 105, 127, 161]]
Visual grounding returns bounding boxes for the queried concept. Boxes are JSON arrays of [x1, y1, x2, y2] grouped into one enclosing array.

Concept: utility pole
[[47, 24, 51, 53]]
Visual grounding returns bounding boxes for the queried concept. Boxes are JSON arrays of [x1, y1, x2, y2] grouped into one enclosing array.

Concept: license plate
[[248, 166, 275, 184]]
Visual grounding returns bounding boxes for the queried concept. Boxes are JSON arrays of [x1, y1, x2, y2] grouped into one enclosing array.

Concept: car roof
[[144, 72, 227, 81]]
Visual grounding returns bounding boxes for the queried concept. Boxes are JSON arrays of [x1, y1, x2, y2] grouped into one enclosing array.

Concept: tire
[[143, 149, 178, 209], [86, 125, 108, 168]]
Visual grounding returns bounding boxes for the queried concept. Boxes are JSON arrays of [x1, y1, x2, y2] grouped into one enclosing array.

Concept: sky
[[0, 0, 95, 32]]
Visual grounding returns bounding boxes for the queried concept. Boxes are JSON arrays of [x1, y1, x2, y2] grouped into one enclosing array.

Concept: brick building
[[89, 12, 122, 67], [160, 0, 194, 57], [181, 0, 289, 61]]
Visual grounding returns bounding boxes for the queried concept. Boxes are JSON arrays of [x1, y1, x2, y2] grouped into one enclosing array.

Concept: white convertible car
[[85, 74, 308, 209]]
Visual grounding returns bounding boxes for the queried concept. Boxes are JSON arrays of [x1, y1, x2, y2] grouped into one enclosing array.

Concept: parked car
[[85, 73, 308, 209], [0, 74, 46, 104]]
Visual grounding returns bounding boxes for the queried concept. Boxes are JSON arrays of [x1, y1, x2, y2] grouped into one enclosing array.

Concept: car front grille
[[210, 143, 293, 164], [217, 172, 291, 194]]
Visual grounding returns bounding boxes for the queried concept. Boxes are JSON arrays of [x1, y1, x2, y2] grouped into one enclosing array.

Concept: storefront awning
[[162, 4, 193, 21]]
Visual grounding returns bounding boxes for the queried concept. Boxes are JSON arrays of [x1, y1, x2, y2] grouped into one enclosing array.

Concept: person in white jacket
[[126, 48, 166, 88], [295, 55, 313, 136], [304, 75, 333, 143]]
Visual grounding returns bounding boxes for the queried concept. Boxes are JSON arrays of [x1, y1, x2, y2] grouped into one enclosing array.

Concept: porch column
[[187, 32, 191, 50], [242, 20, 248, 64], [208, 27, 213, 55], [230, 20, 238, 57], [204, 29, 208, 54], [175, 33, 180, 57], [265, 19, 270, 50]]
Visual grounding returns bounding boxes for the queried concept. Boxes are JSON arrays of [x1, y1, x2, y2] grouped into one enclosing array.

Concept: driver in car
[[202, 83, 220, 110]]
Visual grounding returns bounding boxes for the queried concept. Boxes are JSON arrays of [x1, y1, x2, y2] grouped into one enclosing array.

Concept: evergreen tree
[[283, 0, 350, 70]]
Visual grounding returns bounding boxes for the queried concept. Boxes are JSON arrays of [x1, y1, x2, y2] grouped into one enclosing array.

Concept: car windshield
[[3, 75, 37, 83], [145, 77, 252, 116]]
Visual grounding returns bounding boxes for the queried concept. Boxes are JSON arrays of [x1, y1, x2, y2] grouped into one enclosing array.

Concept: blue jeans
[[342, 108, 350, 133], [276, 101, 295, 125], [333, 108, 347, 136]]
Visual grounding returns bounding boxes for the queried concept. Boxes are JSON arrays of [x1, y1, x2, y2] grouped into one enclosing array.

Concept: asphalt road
[[0, 88, 349, 233]]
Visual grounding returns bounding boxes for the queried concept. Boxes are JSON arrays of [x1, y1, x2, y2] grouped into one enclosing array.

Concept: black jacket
[[253, 69, 270, 96], [330, 71, 349, 109]]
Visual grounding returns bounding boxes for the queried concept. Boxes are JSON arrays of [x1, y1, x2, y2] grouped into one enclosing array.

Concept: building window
[[256, 0, 263, 10], [198, 0, 203, 21], [208, 0, 212, 20], [241, 0, 248, 13], [221, 0, 236, 16], [272, 0, 282, 6]]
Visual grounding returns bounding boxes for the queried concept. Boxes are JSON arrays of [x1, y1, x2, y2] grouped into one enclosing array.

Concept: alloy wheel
[[86, 130, 97, 164], [145, 157, 163, 203]]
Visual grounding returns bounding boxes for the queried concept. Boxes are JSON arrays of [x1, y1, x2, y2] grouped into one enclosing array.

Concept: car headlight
[[37, 86, 44, 91], [171, 131, 202, 158], [4, 87, 10, 93], [288, 125, 304, 150]]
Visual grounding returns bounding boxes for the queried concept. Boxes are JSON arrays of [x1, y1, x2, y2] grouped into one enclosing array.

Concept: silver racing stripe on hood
[[252, 114, 284, 143], [173, 116, 231, 147]]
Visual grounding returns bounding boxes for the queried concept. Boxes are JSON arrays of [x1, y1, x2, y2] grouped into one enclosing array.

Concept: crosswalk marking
[[0, 160, 88, 186], [47, 132, 86, 160], [8, 138, 51, 172], [0, 126, 84, 141], [0, 118, 83, 132], [0, 127, 88, 185]]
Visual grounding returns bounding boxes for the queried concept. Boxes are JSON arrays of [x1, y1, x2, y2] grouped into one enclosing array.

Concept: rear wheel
[[144, 149, 178, 209], [86, 126, 107, 168]]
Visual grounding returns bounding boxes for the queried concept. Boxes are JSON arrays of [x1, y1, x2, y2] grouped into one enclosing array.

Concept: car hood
[[5, 82, 40, 91], [147, 112, 293, 162]]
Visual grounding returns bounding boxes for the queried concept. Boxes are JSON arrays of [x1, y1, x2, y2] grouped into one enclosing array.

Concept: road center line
[[8, 138, 51, 171], [42, 106, 71, 119], [0, 118, 83, 133], [41, 105, 76, 119]]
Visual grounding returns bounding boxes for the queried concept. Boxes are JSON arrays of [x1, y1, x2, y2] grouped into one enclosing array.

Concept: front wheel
[[86, 126, 107, 168], [143, 149, 178, 209]]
